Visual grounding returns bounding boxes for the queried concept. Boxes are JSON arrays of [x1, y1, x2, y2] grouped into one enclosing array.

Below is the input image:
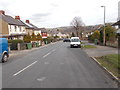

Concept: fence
[[106, 41, 118, 48]]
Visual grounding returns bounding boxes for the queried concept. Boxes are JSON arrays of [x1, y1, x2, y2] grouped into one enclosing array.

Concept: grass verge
[[82, 45, 97, 49], [96, 54, 120, 79]]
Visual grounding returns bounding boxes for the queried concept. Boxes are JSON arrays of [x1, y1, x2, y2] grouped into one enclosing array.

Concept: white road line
[[44, 62, 49, 65], [13, 61, 38, 76], [43, 49, 56, 58], [52, 49, 56, 52], [43, 52, 51, 58], [37, 77, 46, 82]]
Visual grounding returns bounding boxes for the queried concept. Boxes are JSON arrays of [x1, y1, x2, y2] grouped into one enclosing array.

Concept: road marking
[[60, 63, 64, 65], [44, 62, 49, 64], [43, 52, 51, 58], [13, 61, 38, 76], [37, 77, 46, 82], [51, 49, 56, 52]]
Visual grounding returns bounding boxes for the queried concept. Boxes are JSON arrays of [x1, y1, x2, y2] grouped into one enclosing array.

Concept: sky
[[0, 0, 119, 28]]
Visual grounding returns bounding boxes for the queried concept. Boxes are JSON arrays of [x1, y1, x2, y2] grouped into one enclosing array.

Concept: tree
[[93, 30, 100, 40], [71, 32, 75, 37], [31, 32, 36, 41], [70, 16, 85, 37], [23, 33, 31, 43], [100, 25, 116, 43], [36, 33, 42, 41]]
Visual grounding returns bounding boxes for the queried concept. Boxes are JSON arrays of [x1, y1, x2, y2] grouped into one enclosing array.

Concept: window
[[15, 26, 17, 32], [71, 39, 80, 42], [9, 25, 11, 32], [19, 26, 21, 32]]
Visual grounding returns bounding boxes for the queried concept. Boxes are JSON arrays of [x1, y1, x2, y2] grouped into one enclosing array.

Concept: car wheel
[[2, 54, 8, 63]]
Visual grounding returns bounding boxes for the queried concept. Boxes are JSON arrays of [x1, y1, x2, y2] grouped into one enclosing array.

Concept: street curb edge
[[91, 56, 120, 84]]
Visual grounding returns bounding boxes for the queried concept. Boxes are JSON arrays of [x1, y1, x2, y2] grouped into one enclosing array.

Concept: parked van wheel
[[2, 54, 8, 63]]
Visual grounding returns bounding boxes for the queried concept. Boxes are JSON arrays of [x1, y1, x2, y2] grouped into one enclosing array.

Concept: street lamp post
[[101, 6, 106, 45]]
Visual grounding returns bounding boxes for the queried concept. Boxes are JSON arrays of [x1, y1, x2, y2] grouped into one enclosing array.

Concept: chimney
[[0, 10, 5, 15], [26, 20, 30, 23], [15, 16, 20, 20]]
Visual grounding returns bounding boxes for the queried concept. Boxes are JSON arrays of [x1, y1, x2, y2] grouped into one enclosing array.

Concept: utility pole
[[101, 6, 106, 45]]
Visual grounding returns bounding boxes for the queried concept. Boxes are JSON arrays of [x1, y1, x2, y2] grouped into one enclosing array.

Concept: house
[[25, 20, 48, 38], [82, 25, 103, 40], [112, 20, 120, 35], [40, 28, 48, 38], [25, 20, 34, 35], [56, 32, 69, 38], [25, 20, 41, 36], [0, 10, 27, 40]]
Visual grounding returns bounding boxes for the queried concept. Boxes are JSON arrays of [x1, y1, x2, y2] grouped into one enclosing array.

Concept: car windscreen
[[71, 39, 80, 42]]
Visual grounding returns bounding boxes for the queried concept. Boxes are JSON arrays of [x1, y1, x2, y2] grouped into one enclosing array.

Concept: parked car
[[63, 38, 71, 42], [0, 38, 9, 63], [70, 37, 81, 48]]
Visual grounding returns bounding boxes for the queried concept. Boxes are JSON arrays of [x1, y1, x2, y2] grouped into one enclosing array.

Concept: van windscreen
[[71, 39, 80, 42]]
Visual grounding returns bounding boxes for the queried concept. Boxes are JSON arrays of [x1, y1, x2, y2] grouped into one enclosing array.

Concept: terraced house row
[[0, 10, 47, 40]]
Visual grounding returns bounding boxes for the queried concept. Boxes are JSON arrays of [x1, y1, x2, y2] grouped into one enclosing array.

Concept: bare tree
[[70, 17, 85, 38]]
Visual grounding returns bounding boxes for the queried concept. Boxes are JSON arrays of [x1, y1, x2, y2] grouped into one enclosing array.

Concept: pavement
[[82, 41, 118, 57], [2, 41, 118, 88]]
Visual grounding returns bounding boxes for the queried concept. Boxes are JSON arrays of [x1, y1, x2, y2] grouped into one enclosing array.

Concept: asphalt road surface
[[2, 41, 118, 88]]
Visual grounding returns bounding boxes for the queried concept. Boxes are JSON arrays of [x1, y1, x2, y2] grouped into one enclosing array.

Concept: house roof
[[0, 14, 26, 26], [38, 28, 47, 33], [112, 20, 120, 26], [25, 22, 39, 30], [25, 22, 34, 29], [84, 25, 104, 32]]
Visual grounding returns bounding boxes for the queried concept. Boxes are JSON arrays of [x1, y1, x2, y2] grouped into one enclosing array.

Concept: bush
[[8, 39, 24, 43], [8, 40, 24, 50], [23, 33, 31, 43], [31, 32, 37, 41], [36, 33, 42, 41], [100, 25, 117, 43]]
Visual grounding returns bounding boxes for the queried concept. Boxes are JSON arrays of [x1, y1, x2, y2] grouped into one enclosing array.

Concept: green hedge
[[8, 40, 24, 43], [8, 40, 24, 50]]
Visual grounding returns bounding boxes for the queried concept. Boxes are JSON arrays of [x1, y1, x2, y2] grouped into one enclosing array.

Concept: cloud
[[30, 13, 52, 23], [50, 3, 59, 7], [32, 13, 51, 17]]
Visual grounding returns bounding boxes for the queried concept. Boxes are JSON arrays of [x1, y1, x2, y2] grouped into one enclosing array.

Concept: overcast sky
[[0, 0, 119, 28]]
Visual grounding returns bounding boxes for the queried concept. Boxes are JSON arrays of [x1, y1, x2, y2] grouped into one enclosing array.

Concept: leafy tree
[[105, 25, 116, 41], [100, 25, 116, 43], [93, 30, 100, 40], [31, 32, 36, 41], [23, 33, 31, 43], [36, 33, 42, 41]]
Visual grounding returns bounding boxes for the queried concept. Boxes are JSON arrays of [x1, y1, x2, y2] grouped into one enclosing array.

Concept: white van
[[70, 37, 81, 48]]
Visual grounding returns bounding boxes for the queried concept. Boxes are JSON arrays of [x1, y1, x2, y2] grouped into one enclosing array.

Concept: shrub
[[36, 33, 42, 41], [23, 33, 31, 43], [31, 32, 37, 41], [8, 39, 24, 50], [8, 39, 24, 43]]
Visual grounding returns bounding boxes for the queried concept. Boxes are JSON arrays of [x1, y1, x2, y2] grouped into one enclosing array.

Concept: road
[[2, 41, 118, 88]]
